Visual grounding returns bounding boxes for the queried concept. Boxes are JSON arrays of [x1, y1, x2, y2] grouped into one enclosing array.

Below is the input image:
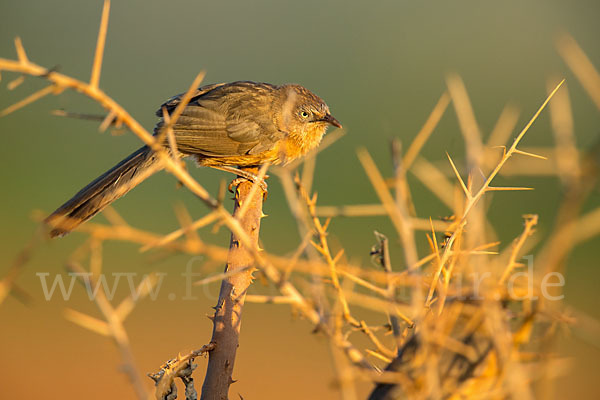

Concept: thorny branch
[[149, 345, 215, 400]]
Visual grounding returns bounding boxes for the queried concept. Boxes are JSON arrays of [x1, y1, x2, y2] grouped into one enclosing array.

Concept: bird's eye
[[300, 110, 309, 119]]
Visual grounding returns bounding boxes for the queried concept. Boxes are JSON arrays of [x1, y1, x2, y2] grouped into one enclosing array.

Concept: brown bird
[[45, 81, 341, 237]]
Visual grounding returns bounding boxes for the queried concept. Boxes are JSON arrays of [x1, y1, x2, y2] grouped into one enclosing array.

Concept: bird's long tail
[[45, 146, 164, 237]]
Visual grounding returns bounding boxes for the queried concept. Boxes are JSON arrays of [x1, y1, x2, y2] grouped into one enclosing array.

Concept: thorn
[[477, 167, 486, 180], [213, 298, 224, 311], [513, 148, 548, 160], [311, 323, 323, 334], [467, 172, 473, 192], [14, 37, 29, 64], [98, 110, 116, 132], [7, 75, 24, 90], [0, 85, 58, 117], [486, 186, 534, 192], [488, 145, 509, 157], [260, 212, 268, 218], [332, 249, 345, 264], [206, 314, 214, 322], [309, 240, 323, 253], [446, 152, 470, 198]]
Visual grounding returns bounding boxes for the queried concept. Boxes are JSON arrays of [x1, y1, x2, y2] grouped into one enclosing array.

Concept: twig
[[149, 345, 215, 400], [140, 211, 220, 252], [0, 51, 217, 209], [547, 78, 580, 186], [499, 215, 538, 284], [89, 0, 110, 89], [65, 261, 155, 400], [425, 79, 565, 309], [297, 176, 359, 328], [357, 148, 419, 270], [0, 228, 41, 306], [0, 84, 61, 117], [486, 104, 520, 148], [556, 33, 600, 110], [244, 295, 296, 304], [403, 92, 450, 169]]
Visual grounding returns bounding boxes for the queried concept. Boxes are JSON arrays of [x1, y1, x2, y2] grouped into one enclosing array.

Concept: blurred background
[[1, 0, 598, 398]]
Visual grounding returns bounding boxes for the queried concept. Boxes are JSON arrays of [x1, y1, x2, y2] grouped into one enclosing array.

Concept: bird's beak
[[321, 113, 342, 129]]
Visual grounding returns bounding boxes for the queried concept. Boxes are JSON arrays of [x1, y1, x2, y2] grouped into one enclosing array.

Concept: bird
[[45, 81, 341, 238]]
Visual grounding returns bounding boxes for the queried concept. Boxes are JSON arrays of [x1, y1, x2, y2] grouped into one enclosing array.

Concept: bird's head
[[277, 84, 341, 138]]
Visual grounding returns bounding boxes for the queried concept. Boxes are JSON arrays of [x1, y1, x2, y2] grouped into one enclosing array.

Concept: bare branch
[[90, 0, 111, 89]]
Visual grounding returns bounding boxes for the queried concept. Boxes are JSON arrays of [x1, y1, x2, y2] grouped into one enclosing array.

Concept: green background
[[1, 0, 599, 399]]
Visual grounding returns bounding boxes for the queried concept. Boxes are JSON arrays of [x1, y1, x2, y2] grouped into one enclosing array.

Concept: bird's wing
[[155, 83, 228, 116], [155, 82, 286, 157]]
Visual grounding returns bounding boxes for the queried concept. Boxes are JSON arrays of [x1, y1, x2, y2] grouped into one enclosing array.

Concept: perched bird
[[45, 81, 341, 237]]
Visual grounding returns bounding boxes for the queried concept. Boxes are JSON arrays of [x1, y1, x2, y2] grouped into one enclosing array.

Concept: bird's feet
[[227, 173, 268, 196], [208, 164, 268, 197]]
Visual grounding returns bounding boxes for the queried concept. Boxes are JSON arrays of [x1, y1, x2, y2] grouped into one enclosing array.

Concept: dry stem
[[201, 170, 264, 400]]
